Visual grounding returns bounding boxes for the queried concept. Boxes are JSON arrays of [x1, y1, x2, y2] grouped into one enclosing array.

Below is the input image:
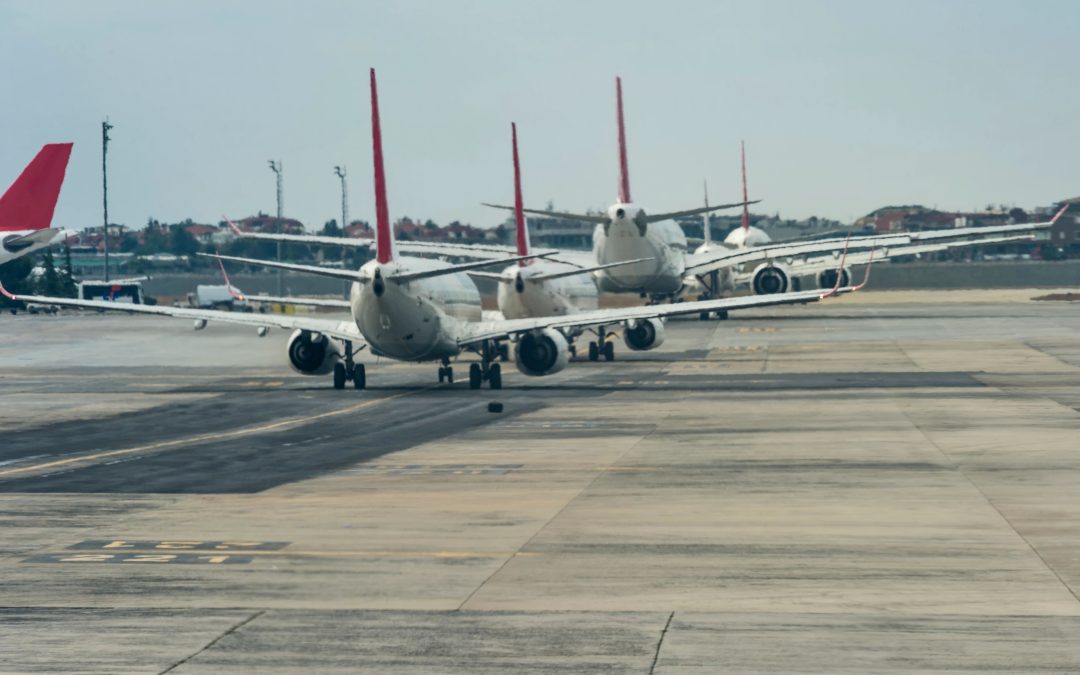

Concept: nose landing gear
[[438, 357, 454, 384]]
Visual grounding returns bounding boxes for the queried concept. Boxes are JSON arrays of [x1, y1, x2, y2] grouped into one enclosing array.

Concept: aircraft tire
[[588, 342, 599, 361], [333, 363, 347, 390], [353, 364, 366, 390], [489, 363, 502, 390], [603, 341, 615, 362], [469, 363, 482, 389]]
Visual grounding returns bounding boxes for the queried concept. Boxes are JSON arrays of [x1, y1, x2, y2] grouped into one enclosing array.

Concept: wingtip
[[1051, 203, 1070, 225], [0, 278, 16, 301]]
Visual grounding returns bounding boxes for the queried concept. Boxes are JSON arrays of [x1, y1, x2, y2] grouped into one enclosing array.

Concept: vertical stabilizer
[[370, 68, 396, 264], [616, 76, 631, 204], [0, 143, 73, 232], [740, 140, 750, 233], [511, 122, 532, 264]]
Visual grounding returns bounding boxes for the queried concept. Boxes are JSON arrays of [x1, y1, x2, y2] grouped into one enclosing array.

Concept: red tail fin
[[511, 122, 532, 264], [0, 143, 73, 232], [370, 68, 395, 264], [740, 141, 750, 233], [616, 76, 631, 204]]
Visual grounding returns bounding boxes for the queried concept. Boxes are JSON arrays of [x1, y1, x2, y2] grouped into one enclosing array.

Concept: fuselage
[[0, 228, 65, 266], [496, 260, 598, 320], [592, 203, 686, 295], [349, 256, 480, 361]]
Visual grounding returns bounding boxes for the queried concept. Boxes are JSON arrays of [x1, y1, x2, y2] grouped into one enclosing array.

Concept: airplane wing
[[457, 268, 867, 347], [685, 207, 1065, 278], [775, 234, 1039, 279], [482, 203, 609, 224], [0, 283, 364, 342], [526, 257, 655, 282], [200, 252, 554, 284], [643, 200, 760, 224], [225, 218, 559, 260], [245, 295, 352, 309]]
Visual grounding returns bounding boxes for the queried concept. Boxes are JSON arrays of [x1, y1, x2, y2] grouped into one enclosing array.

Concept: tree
[[37, 249, 63, 296], [320, 219, 342, 237], [168, 225, 199, 257], [60, 243, 77, 297], [0, 256, 33, 310]]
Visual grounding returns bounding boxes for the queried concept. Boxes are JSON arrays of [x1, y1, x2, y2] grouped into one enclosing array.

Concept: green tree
[[60, 243, 77, 297], [0, 256, 34, 310], [169, 225, 199, 257], [321, 219, 342, 237], [37, 249, 63, 296]]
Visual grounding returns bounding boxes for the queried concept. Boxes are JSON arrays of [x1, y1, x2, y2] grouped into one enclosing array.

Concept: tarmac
[[0, 288, 1078, 673]]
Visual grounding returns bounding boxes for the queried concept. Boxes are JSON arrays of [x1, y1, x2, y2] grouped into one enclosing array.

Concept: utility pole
[[102, 119, 113, 283], [334, 165, 348, 295], [268, 159, 283, 294]]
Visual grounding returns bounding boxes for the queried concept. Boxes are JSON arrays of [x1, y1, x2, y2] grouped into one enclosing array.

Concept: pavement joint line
[[0, 387, 433, 479], [27, 549, 538, 559], [454, 421, 664, 612], [158, 609, 265, 674], [901, 409, 1080, 608], [649, 611, 675, 675]]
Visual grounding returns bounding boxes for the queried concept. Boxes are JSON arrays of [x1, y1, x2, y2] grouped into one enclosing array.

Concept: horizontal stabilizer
[[644, 200, 760, 224], [391, 252, 554, 283]]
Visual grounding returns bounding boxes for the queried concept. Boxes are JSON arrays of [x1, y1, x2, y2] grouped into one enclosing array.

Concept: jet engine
[[751, 263, 792, 295], [286, 329, 341, 375], [816, 267, 851, 290], [514, 328, 570, 377], [623, 318, 665, 351]]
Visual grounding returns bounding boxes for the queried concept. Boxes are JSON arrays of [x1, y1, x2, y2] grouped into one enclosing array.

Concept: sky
[[2, 0, 1077, 232]]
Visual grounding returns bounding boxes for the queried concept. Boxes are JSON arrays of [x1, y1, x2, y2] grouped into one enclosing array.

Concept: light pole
[[268, 159, 283, 294], [334, 165, 348, 294], [102, 119, 113, 283]]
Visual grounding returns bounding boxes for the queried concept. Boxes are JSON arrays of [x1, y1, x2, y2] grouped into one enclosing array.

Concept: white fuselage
[[348, 257, 480, 361], [688, 226, 772, 294], [496, 260, 598, 320], [592, 203, 686, 295], [0, 228, 65, 266]]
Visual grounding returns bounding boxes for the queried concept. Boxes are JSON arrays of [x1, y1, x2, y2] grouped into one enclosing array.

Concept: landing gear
[[498, 343, 509, 362], [469, 340, 503, 389], [588, 326, 614, 362], [334, 340, 367, 390]]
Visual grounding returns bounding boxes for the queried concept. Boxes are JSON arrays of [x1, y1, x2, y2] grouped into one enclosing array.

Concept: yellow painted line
[[0, 388, 430, 478]]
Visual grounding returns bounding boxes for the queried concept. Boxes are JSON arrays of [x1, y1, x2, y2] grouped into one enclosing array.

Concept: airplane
[[0, 143, 74, 266], [466, 122, 656, 361], [1, 68, 870, 392], [484, 78, 1064, 305]]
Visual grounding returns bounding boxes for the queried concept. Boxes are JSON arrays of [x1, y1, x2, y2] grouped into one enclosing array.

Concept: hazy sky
[[2, 0, 1077, 232]]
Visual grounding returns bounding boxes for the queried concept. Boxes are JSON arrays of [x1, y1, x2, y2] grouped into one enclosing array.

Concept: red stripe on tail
[[740, 141, 750, 233], [0, 143, 73, 232], [511, 122, 532, 264], [616, 77, 631, 204], [370, 68, 394, 264]]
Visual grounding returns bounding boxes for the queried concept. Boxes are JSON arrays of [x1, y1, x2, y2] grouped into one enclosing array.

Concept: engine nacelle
[[816, 267, 851, 290], [623, 317, 665, 351], [751, 263, 792, 295], [514, 328, 570, 377], [286, 329, 341, 376]]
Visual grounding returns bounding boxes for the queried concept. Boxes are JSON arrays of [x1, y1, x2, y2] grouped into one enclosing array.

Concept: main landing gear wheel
[[716, 310, 728, 321], [489, 362, 502, 390], [333, 363, 347, 390], [469, 363, 483, 390], [588, 342, 599, 361], [438, 366, 454, 384], [603, 341, 615, 361], [353, 364, 366, 390]]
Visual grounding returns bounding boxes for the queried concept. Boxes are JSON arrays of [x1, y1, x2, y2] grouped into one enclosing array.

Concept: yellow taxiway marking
[[0, 388, 428, 478]]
